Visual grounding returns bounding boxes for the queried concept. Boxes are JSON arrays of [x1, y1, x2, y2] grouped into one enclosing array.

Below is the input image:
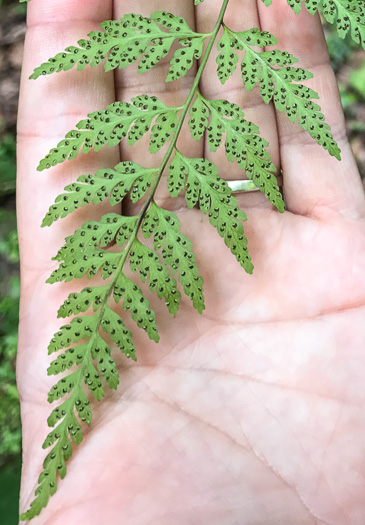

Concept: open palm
[[17, 0, 365, 523]]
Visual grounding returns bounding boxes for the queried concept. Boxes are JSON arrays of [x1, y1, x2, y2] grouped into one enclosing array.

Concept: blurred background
[[0, 0, 364, 522]]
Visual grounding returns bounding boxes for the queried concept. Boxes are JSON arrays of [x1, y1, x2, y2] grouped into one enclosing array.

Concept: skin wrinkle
[[244, 382, 348, 524], [19, 358, 364, 522], [145, 386, 321, 525], [128, 363, 365, 409], [200, 301, 365, 326], [19, 358, 365, 412], [313, 405, 349, 524], [42, 491, 111, 525]]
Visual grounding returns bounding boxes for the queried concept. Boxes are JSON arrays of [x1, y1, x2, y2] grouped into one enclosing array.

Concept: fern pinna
[[20, 0, 365, 519]]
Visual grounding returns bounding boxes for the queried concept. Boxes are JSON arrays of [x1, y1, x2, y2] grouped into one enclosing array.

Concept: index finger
[[17, 0, 119, 279]]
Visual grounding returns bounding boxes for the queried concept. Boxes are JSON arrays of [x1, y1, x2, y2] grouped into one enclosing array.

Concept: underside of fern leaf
[[216, 25, 341, 159], [30, 12, 211, 82], [20, 0, 346, 520], [261, 0, 365, 50]]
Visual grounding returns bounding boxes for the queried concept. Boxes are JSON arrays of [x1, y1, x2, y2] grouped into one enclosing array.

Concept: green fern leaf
[[282, 0, 365, 48], [47, 370, 83, 403], [48, 213, 139, 283], [20, 423, 70, 519], [168, 151, 253, 273], [20, 284, 140, 521], [55, 214, 137, 258], [113, 274, 160, 342], [321, 0, 365, 47], [150, 11, 195, 32], [216, 30, 241, 84], [148, 12, 206, 82], [47, 316, 97, 354], [46, 397, 74, 428], [188, 96, 209, 141], [37, 96, 180, 171], [101, 307, 136, 361], [30, 12, 210, 80], [41, 161, 157, 227], [284, 0, 312, 14], [189, 95, 284, 212], [129, 240, 181, 316], [29, 15, 161, 77], [82, 360, 105, 400], [167, 37, 205, 81], [47, 344, 88, 375], [150, 110, 179, 153], [138, 36, 175, 73], [142, 202, 205, 313], [91, 335, 119, 390], [57, 286, 108, 318], [48, 249, 121, 283], [75, 388, 93, 425], [219, 26, 341, 159], [216, 27, 276, 85]]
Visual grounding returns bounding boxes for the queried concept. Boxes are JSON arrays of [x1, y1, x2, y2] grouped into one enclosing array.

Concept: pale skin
[[17, 0, 365, 523]]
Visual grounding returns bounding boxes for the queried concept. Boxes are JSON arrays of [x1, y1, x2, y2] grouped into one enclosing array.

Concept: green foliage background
[[0, 135, 21, 524], [0, 1, 363, 522]]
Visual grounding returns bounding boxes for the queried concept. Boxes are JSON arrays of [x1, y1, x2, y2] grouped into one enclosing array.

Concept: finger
[[17, 0, 117, 510], [17, 0, 119, 279], [113, 0, 203, 213], [196, 0, 281, 211], [257, 1, 365, 219]]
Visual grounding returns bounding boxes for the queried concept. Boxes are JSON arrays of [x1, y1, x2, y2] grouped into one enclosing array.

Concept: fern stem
[[148, 0, 231, 186], [84, 0, 231, 342]]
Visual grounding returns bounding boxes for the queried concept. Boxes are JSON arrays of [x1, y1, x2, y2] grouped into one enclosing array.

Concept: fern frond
[[30, 12, 210, 81], [21, 1, 301, 519], [188, 94, 285, 212], [42, 161, 157, 227], [37, 96, 181, 171], [217, 26, 341, 160]]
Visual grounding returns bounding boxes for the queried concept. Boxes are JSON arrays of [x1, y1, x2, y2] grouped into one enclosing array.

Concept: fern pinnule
[[37, 96, 182, 171], [30, 12, 211, 81]]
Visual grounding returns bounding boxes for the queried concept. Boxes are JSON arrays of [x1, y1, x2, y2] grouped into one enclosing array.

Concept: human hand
[[17, 0, 365, 523]]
